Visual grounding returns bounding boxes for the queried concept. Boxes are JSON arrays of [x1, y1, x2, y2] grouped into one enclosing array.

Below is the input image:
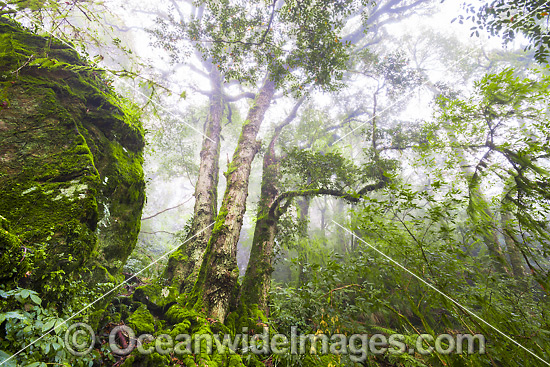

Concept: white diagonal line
[[0, 222, 215, 366], [332, 220, 550, 365], [333, 3, 550, 145]]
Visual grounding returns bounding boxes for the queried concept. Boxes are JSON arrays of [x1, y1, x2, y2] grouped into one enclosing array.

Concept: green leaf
[[54, 318, 66, 331], [42, 319, 55, 332], [0, 350, 16, 367], [2, 311, 25, 320], [41, 342, 51, 354], [29, 294, 41, 305], [19, 289, 30, 299]]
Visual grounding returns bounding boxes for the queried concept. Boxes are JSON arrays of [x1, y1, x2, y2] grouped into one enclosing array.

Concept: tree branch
[[141, 198, 192, 220], [269, 181, 386, 218], [189, 84, 212, 97], [189, 63, 209, 78], [140, 230, 177, 235], [224, 92, 256, 102]]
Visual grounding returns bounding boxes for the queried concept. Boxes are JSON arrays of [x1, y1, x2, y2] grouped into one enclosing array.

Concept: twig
[[319, 284, 362, 299], [141, 198, 192, 220]]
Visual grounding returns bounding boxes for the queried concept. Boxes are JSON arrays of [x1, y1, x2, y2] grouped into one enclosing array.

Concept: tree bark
[[501, 209, 527, 278], [163, 65, 223, 292], [190, 76, 276, 322], [443, 128, 511, 276], [239, 204, 278, 315], [238, 97, 305, 315], [297, 197, 310, 222]]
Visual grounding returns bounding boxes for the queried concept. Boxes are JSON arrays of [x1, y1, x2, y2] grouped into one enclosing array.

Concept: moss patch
[[0, 18, 145, 305], [128, 304, 155, 334], [120, 352, 172, 367], [133, 283, 179, 315]]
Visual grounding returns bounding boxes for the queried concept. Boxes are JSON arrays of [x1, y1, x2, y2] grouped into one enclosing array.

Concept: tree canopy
[[1, 0, 550, 366]]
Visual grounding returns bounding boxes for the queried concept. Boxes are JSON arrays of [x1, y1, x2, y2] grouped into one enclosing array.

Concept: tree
[[431, 68, 550, 288], [147, 0, 372, 322], [162, 64, 224, 293], [460, 0, 550, 64], [239, 44, 428, 314]]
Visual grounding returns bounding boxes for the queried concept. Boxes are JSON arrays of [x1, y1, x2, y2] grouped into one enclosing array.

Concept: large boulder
[[0, 18, 145, 300]]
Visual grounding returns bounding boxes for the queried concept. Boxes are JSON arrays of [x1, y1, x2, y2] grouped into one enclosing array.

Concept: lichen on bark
[[189, 77, 276, 323]]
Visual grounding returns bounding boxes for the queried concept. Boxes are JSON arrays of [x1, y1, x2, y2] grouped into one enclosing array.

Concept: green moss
[[88, 308, 108, 331], [127, 304, 155, 334], [89, 263, 116, 284], [165, 303, 204, 325], [225, 304, 268, 337], [120, 352, 171, 367], [0, 217, 30, 285], [133, 283, 179, 314], [224, 161, 238, 177], [119, 298, 264, 367], [0, 17, 145, 309]]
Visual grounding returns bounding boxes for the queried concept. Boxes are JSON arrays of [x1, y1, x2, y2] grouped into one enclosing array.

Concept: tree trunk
[[501, 210, 527, 278], [468, 184, 511, 275], [163, 66, 223, 292], [239, 206, 278, 315], [239, 110, 293, 314], [190, 76, 276, 322], [444, 128, 511, 276], [297, 197, 310, 222]]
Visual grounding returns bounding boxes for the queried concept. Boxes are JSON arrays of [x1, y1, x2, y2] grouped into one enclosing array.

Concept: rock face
[[0, 18, 145, 298]]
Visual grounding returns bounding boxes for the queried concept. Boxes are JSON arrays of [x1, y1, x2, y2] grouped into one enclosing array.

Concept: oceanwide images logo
[[65, 322, 486, 361]]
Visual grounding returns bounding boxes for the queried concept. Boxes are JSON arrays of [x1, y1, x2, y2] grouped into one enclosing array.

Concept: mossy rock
[[120, 352, 172, 367], [127, 304, 155, 335], [0, 18, 145, 300], [133, 283, 179, 314]]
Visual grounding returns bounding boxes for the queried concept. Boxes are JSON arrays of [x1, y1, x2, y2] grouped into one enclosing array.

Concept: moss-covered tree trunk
[[240, 214, 277, 314], [445, 129, 511, 276], [239, 105, 298, 315], [163, 66, 223, 292], [501, 210, 527, 278], [191, 76, 275, 322]]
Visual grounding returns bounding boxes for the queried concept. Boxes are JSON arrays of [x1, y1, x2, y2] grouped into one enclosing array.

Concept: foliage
[[268, 67, 550, 366], [352, 49, 425, 98], [459, 0, 550, 64], [0, 287, 102, 367], [427, 68, 550, 280], [281, 148, 360, 192], [270, 177, 550, 365], [151, 0, 372, 91], [1, 0, 135, 63]]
